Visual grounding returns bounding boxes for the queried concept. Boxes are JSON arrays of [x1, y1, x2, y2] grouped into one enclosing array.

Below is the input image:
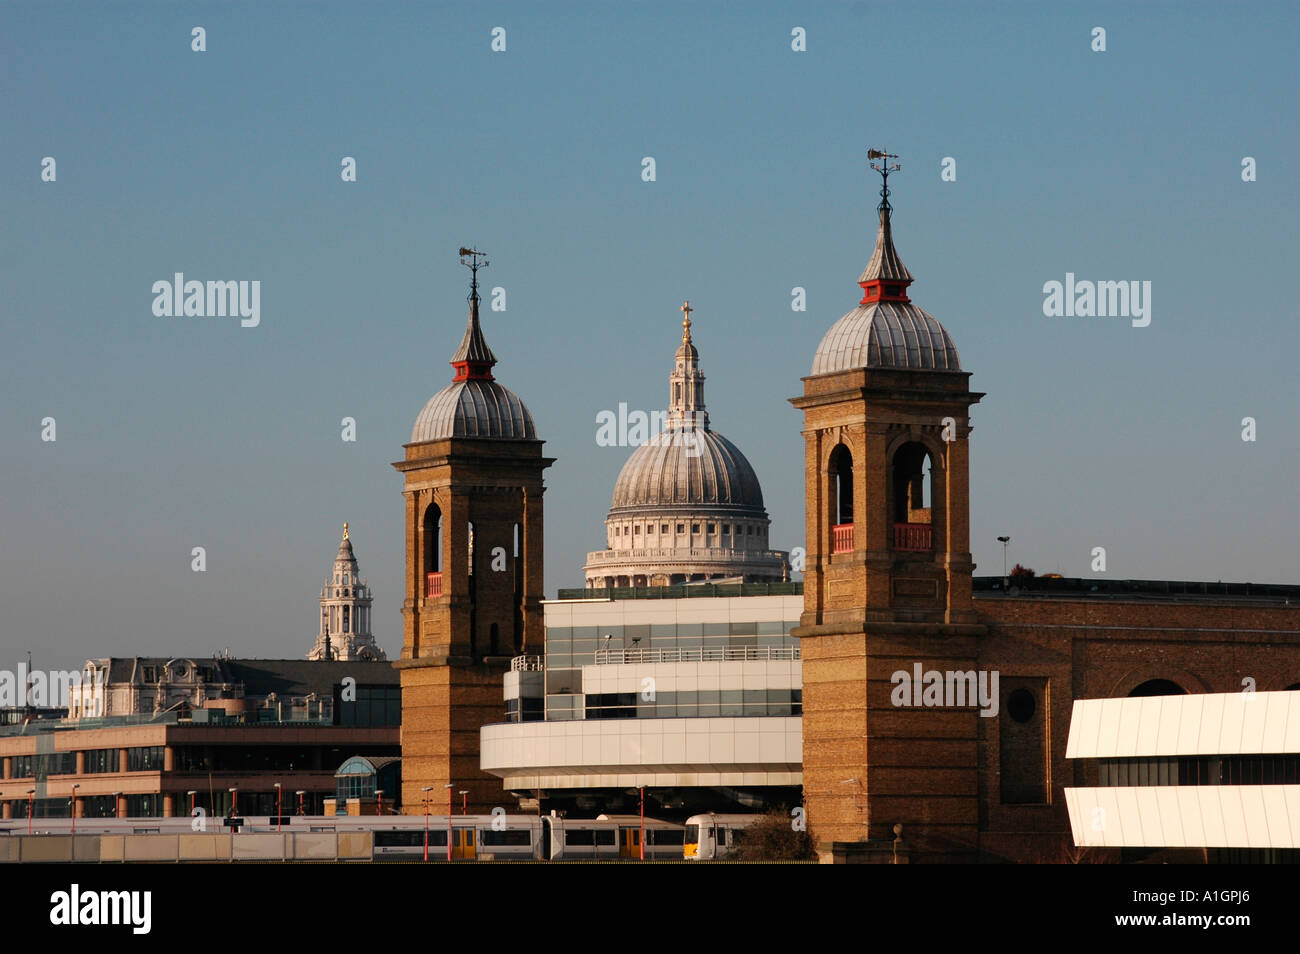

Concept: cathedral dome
[[610, 426, 764, 514], [584, 302, 786, 589], [411, 379, 536, 442]]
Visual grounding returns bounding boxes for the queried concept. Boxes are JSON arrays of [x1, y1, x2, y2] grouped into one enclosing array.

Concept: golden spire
[[680, 300, 693, 343], [342, 522, 349, 540]]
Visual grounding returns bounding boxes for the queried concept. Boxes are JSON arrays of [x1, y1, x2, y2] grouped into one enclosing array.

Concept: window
[[142, 667, 155, 682], [723, 524, 730, 534], [707, 523, 715, 534], [676, 524, 684, 534], [127, 746, 165, 772], [84, 749, 115, 774], [691, 524, 699, 534], [634, 525, 641, 534], [660, 524, 668, 533]]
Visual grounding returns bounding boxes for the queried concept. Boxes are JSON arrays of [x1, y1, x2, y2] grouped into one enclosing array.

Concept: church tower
[[790, 153, 986, 861], [393, 248, 552, 815], [308, 523, 386, 661]]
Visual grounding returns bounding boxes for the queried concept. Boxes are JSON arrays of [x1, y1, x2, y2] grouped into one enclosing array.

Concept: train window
[[565, 829, 595, 845], [684, 824, 699, 844], [482, 829, 532, 846], [655, 829, 684, 845], [596, 829, 615, 846]]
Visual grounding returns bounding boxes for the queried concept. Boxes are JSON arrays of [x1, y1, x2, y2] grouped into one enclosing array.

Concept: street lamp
[[186, 790, 197, 819], [445, 783, 454, 861], [70, 783, 80, 836], [274, 783, 282, 831], [228, 787, 238, 825], [112, 791, 122, 819], [458, 790, 468, 815], [376, 789, 384, 817], [421, 787, 433, 862], [26, 789, 35, 836], [295, 790, 306, 816], [997, 536, 1011, 581]]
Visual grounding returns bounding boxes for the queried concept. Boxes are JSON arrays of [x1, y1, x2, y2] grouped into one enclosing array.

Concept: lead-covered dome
[[812, 301, 960, 374], [610, 425, 764, 513], [411, 378, 536, 442]]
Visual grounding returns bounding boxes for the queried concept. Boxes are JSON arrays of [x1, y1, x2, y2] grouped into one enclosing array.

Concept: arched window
[[342, 606, 350, 634], [828, 444, 853, 553]]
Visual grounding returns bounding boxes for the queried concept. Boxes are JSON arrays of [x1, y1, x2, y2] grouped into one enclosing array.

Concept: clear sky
[[2, 1, 1297, 671]]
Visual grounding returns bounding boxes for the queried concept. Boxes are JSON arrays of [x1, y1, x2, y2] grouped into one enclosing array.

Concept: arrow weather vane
[[459, 247, 489, 302], [867, 148, 901, 213]]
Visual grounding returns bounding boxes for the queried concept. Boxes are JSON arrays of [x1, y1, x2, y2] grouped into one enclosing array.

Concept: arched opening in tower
[[891, 442, 933, 551], [423, 503, 442, 597], [828, 444, 854, 553]]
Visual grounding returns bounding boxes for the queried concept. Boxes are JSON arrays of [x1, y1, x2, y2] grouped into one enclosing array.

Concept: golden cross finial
[[680, 300, 693, 341], [342, 522, 349, 540]]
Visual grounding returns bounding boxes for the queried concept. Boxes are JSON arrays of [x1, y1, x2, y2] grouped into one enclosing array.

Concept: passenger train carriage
[[683, 813, 763, 860], [0, 812, 685, 861]]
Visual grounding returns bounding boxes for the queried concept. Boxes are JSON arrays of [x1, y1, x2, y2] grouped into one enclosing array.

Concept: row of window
[[585, 689, 802, 719], [613, 522, 766, 538], [506, 698, 545, 723], [1098, 755, 1300, 787], [335, 686, 402, 727]]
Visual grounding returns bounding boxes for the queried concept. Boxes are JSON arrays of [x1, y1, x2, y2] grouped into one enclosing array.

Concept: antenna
[[867, 148, 902, 213], [459, 247, 490, 303]]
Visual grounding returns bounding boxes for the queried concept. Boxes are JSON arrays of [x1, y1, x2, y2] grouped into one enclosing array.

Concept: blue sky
[[2, 1, 1297, 670]]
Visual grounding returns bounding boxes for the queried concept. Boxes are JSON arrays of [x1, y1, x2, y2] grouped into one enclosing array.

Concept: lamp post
[[70, 783, 80, 836], [375, 788, 384, 818], [422, 787, 433, 862], [26, 789, 35, 836], [458, 790, 468, 815], [187, 790, 197, 820], [295, 790, 305, 816], [997, 536, 1011, 582], [274, 783, 282, 831], [228, 787, 238, 827], [445, 783, 454, 861], [112, 791, 122, 819]]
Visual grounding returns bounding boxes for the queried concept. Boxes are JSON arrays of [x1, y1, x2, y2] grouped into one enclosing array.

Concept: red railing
[[426, 572, 443, 598], [893, 523, 932, 551], [832, 523, 854, 554]]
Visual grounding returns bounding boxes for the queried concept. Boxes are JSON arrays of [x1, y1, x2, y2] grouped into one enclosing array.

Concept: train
[[683, 813, 765, 859], [0, 812, 690, 861]]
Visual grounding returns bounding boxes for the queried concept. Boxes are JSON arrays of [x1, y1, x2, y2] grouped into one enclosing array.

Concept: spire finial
[[342, 522, 349, 541], [459, 247, 489, 304], [680, 300, 694, 343], [867, 148, 901, 216]]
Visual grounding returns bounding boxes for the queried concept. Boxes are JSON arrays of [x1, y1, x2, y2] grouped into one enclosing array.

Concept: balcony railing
[[832, 523, 854, 554], [510, 655, 544, 672], [893, 523, 933, 552], [426, 572, 443, 598], [594, 646, 800, 665]]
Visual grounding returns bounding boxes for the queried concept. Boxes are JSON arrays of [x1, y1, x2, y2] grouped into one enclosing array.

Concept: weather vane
[[867, 148, 901, 213], [459, 247, 490, 302]]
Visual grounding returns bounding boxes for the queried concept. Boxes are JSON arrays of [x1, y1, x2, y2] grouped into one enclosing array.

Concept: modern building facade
[[482, 586, 803, 815], [1065, 689, 1300, 863]]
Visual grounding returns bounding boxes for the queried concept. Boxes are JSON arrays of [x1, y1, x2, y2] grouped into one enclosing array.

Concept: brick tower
[[790, 153, 986, 861], [393, 248, 552, 815]]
